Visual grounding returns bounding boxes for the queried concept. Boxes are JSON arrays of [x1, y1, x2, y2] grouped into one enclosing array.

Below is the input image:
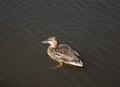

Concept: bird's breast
[[47, 47, 57, 60]]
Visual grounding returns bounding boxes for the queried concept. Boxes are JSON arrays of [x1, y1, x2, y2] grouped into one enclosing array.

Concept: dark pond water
[[0, 0, 120, 87]]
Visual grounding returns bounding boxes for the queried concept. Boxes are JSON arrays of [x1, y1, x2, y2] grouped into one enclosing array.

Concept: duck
[[41, 36, 83, 68]]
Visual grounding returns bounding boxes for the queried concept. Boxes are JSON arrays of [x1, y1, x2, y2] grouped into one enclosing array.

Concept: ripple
[[0, 0, 120, 87]]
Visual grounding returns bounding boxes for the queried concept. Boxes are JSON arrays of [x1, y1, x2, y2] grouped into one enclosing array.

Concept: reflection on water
[[0, 0, 120, 87]]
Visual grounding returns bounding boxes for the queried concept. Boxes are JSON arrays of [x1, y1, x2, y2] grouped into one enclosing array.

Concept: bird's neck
[[49, 43, 58, 48]]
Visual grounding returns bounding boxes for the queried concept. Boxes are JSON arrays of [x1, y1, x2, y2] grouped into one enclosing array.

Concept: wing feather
[[54, 44, 80, 62]]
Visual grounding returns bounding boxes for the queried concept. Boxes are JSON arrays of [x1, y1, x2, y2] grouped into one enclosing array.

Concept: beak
[[41, 40, 48, 44]]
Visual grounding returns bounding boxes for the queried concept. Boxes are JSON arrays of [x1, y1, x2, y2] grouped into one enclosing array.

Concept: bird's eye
[[48, 39, 52, 41]]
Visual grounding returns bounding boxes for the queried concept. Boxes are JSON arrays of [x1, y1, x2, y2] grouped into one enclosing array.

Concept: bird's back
[[53, 44, 80, 62]]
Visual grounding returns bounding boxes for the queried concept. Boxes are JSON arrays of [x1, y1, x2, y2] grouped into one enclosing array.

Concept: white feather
[[65, 60, 83, 67]]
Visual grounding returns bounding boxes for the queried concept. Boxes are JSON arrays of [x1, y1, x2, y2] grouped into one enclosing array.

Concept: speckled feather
[[42, 36, 83, 67], [52, 44, 80, 63]]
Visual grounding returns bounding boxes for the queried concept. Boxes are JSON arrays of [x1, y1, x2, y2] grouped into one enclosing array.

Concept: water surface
[[0, 0, 120, 87]]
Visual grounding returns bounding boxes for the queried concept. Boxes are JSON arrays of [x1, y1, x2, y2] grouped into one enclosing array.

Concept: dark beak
[[41, 40, 48, 44]]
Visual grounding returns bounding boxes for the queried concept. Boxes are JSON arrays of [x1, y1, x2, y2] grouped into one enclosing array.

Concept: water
[[0, 0, 120, 87]]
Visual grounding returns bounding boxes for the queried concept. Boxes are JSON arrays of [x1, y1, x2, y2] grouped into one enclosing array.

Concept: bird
[[41, 36, 83, 69]]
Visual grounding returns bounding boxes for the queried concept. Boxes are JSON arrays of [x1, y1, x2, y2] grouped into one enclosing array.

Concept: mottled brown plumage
[[41, 37, 83, 68]]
